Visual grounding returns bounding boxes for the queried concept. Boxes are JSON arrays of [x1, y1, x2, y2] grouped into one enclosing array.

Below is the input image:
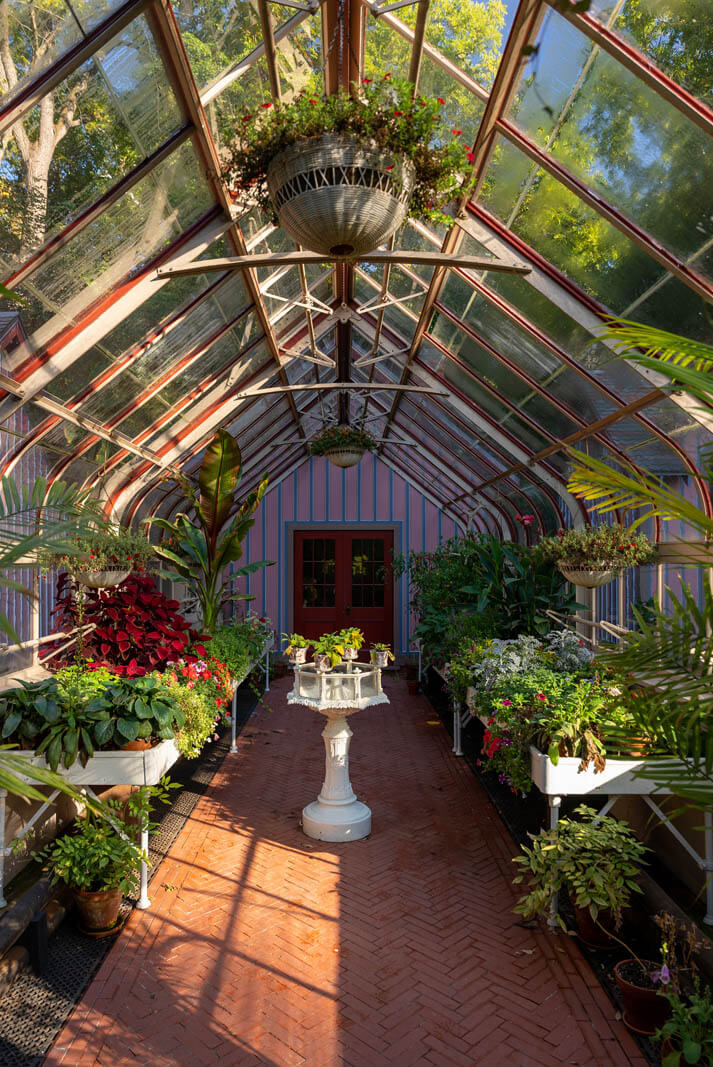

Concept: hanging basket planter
[[323, 447, 366, 468], [557, 564, 616, 589], [76, 569, 131, 590], [266, 134, 414, 257], [310, 425, 376, 469]]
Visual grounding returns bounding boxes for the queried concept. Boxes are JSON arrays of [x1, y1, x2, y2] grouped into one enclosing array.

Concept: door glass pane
[[351, 539, 385, 609], [302, 538, 336, 607]]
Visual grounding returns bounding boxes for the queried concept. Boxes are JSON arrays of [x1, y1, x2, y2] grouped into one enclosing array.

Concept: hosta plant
[[224, 77, 471, 228], [83, 674, 185, 747], [513, 805, 648, 930]]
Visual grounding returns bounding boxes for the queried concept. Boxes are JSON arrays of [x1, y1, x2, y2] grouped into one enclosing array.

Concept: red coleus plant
[[47, 572, 209, 676]]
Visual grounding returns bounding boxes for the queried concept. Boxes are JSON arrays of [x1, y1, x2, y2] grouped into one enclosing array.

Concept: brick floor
[[46, 677, 647, 1066]]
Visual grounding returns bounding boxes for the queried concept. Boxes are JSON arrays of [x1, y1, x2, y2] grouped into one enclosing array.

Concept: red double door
[[294, 530, 394, 647]]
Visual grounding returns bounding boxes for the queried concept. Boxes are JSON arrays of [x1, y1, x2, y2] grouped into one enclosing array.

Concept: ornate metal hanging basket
[[266, 134, 415, 257], [557, 564, 616, 588], [324, 447, 365, 468]]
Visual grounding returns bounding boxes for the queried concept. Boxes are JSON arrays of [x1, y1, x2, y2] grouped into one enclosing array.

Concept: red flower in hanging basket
[[452, 129, 462, 136], [260, 102, 272, 109], [437, 97, 445, 105], [363, 78, 373, 84], [394, 110, 402, 116]]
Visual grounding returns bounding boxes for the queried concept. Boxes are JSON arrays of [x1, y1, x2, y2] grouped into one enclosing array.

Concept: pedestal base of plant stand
[[302, 798, 371, 842]]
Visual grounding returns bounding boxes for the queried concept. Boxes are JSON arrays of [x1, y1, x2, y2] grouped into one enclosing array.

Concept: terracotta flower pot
[[74, 886, 122, 932], [614, 959, 671, 1035], [571, 901, 620, 948], [119, 737, 155, 751]]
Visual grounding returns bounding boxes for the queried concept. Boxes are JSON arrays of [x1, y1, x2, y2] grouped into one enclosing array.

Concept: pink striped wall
[[230, 454, 461, 652]]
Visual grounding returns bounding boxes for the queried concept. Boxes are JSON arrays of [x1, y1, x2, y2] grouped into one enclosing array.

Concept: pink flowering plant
[[158, 655, 233, 759], [224, 76, 471, 228]]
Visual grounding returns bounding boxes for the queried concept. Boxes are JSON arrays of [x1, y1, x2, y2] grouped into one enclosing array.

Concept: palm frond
[[567, 449, 713, 536]]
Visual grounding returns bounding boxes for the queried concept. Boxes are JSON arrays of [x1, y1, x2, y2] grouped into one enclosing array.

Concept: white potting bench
[[0, 740, 181, 910]]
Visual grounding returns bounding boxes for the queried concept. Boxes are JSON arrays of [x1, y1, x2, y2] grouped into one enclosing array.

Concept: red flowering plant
[[40, 524, 154, 579], [224, 76, 471, 228], [165, 654, 234, 708], [478, 667, 633, 794], [533, 524, 655, 571], [46, 572, 208, 676]]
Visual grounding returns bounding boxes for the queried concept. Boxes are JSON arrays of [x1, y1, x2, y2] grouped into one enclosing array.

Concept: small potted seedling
[[370, 642, 394, 668], [339, 627, 365, 661], [313, 633, 345, 671], [282, 633, 311, 665]]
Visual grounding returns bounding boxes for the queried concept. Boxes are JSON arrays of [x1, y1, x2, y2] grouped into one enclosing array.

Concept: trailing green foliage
[[205, 616, 273, 684], [42, 525, 154, 576], [149, 431, 273, 632], [534, 524, 655, 570], [38, 780, 176, 894], [309, 426, 376, 457], [512, 805, 648, 930], [225, 78, 471, 228], [657, 980, 713, 1066]]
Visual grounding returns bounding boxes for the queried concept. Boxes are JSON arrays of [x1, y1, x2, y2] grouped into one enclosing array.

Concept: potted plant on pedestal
[[370, 643, 395, 668], [38, 780, 175, 934], [282, 633, 311, 665], [309, 425, 377, 469], [225, 77, 469, 258], [533, 525, 655, 589], [339, 627, 365, 660], [313, 633, 345, 671]]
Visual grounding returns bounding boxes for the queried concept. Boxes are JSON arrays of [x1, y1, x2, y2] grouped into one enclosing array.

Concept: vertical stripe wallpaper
[[234, 454, 460, 652]]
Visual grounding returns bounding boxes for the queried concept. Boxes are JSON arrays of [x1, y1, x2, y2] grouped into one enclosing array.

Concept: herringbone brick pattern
[[46, 677, 646, 1066]]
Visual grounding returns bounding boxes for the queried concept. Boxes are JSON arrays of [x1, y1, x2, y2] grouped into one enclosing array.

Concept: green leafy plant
[[309, 426, 376, 457], [657, 979, 713, 1066], [225, 77, 471, 228], [566, 320, 713, 807], [38, 780, 176, 894], [282, 632, 311, 656], [207, 624, 266, 684], [534, 524, 655, 571], [339, 627, 365, 651], [513, 805, 648, 930], [313, 632, 345, 667], [84, 674, 184, 747], [149, 430, 274, 633], [159, 675, 226, 759], [371, 642, 395, 660]]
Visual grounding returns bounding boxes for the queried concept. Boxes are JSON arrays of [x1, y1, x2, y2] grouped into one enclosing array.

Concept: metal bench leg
[[547, 796, 562, 928]]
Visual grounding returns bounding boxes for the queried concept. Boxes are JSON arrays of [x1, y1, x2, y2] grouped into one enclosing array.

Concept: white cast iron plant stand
[[288, 660, 389, 842]]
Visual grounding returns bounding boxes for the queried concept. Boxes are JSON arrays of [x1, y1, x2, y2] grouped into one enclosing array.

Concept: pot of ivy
[[46, 525, 154, 590], [313, 633, 345, 672], [310, 425, 376, 469], [282, 633, 311, 665], [512, 804, 649, 950], [339, 627, 365, 661], [225, 78, 468, 258], [38, 782, 174, 934], [370, 643, 395, 668], [657, 979, 713, 1066], [533, 525, 655, 589]]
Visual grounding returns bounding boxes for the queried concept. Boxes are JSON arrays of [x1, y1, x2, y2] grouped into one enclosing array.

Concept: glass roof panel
[[588, 0, 713, 108], [1, 15, 183, 276], [0, 0, 126, 109], [204, 57, 273, 155], [478, 134, 669, 310], [508, 8, 713, 264], [3, 141, 214, 348]]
